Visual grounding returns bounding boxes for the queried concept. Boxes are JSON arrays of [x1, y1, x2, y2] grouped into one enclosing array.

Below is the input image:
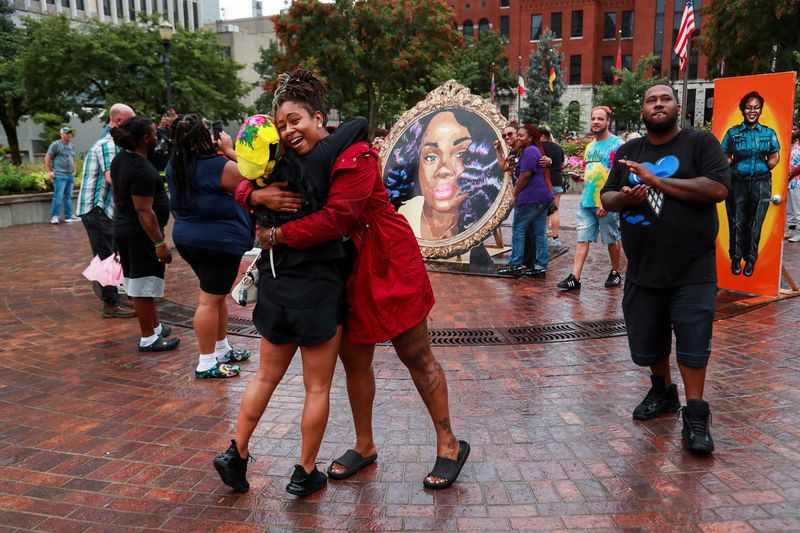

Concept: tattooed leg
[[392, 319, 459, 461]]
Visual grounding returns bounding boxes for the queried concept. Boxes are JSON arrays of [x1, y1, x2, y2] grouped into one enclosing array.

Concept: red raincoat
[[236, 141, 434, 344]]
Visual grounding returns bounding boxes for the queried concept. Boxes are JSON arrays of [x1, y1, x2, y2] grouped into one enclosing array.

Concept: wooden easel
[[454, 228, 506, 262], [733, 265, 800, 307]]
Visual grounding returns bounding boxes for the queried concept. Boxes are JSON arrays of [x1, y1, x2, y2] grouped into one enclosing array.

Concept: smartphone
[[211, 121, 223, 141]]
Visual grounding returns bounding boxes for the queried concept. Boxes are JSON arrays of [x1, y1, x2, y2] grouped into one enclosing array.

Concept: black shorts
[[176, 244, 243, 295], [253, 282, 346, 347], [622, 280, 717, 369]]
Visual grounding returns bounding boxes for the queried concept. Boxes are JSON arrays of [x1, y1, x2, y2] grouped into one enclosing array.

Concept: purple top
[[514, 145, 554, 206]]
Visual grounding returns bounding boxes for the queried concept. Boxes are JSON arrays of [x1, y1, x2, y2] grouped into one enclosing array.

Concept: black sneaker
[[523, 267, 546, 278], [497, 265, 525, 276], [633, 374, 681, 420], [681, 400, 714, 454], [557, 273, 581, 290], [213, 440, 251, 492], [604, 270, 622, 288], [286, 464, 327, 497]]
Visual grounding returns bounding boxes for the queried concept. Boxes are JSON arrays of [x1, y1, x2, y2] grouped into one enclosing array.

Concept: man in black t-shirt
[[601, 84, 730, 455], [539, 128, 566, 247]]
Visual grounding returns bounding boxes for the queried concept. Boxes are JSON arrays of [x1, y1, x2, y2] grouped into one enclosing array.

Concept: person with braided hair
[[228, 70, 470, 492], [164, 113, 254, 379]]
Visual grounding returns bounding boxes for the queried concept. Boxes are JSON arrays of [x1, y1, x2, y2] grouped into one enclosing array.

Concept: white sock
[[139, 334, 159, 347], [197, 353, 218, 372], [154, 323, 163, 336], [215, 337, 232, 356]]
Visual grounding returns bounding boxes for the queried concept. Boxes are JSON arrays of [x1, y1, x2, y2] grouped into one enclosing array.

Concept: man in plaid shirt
[[76, 103, 136, 318]]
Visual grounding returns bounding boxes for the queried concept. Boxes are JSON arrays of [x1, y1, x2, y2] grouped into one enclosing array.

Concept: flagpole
[[680, 38, 690, 127], [518, 55, 522, 121]]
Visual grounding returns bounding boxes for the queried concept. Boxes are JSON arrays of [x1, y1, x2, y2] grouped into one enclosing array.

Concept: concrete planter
[[0, 191, 78, 228]]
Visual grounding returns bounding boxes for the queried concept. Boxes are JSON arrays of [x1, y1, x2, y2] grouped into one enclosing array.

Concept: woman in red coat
[[239, 70, 469, 489]]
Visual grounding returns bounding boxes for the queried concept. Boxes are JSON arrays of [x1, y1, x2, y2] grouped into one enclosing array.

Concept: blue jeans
[[509, 202, 549, 268], [51, 173, 75, 219]]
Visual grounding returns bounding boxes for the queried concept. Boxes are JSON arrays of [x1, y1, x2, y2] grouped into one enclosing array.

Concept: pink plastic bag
[[82, 254, 124, 287]]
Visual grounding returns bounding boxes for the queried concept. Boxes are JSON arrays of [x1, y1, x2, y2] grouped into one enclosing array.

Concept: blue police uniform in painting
[[720, 121, 780, 273]]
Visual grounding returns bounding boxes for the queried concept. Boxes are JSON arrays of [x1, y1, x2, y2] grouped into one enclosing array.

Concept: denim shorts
[[576, 206, 620, 244], [622, 280, 717, 369], [552, 186, 564, 194]]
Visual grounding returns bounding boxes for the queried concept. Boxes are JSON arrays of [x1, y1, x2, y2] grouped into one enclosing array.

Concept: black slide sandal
[[327, 449, 378, 480], [423, 440, 470, 490]]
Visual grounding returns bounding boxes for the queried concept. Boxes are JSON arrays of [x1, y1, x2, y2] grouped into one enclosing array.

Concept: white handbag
[[231, 251, 261, 306]]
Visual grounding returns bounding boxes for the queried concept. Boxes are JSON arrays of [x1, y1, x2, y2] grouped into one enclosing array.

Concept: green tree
[[256, 0, 461, 135], [519, 29, 565, 125], [19, 16, 250, 120], [594, 54, 668, 132], [698, 0, 799, 77], [437, 31, 516, 98], [0, 0, 27, 165]]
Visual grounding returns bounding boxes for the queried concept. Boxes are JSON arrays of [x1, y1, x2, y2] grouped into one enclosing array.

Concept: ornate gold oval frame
[[379, 80, 512, 259]]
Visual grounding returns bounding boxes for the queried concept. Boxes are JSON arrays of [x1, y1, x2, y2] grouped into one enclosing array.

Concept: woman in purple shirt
[[498, 124, 554, 277]]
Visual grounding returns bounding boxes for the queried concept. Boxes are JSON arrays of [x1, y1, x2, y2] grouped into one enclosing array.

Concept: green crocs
[[196, 361, 240, 379], [218, 349, 252, 364]]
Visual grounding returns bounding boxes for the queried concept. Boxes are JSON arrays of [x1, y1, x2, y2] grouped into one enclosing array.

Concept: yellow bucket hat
[[235, 114, 283, 187]]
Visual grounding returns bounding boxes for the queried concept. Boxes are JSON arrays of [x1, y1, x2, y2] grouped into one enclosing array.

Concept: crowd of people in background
[[36, 75, 800, 500]]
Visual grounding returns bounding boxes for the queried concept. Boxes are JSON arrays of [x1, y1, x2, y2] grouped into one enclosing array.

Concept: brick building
[[450, 0, 714, 127]]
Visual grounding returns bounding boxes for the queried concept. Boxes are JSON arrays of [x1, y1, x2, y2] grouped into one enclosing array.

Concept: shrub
[[0, 154, 84, 195]]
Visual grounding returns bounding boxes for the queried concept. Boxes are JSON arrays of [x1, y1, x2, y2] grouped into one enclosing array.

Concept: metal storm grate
[[156, 300, 628, 345]]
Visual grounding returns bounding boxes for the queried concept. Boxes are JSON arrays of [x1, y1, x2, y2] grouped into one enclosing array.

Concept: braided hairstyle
[[272, 70, 328, 124], [170, 113, 216, 207]]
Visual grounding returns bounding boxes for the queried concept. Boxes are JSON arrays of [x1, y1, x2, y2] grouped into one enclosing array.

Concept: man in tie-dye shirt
[[558, 106, 624, 291], [786, 122, 800, 242]]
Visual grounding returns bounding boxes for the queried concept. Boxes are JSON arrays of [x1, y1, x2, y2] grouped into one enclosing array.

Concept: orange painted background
[[712, 72, 797, 297]]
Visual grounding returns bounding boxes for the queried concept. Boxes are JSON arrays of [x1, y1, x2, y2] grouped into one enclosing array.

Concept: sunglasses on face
[[503, 132, 514, 138]]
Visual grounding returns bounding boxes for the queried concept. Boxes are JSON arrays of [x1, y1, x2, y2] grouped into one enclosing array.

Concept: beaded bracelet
[[153, 240, 166, 248], [269, 226, 279, 246]]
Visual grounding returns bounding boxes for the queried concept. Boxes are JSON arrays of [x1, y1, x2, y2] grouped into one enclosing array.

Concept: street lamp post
[[158, 20, 175, 112]]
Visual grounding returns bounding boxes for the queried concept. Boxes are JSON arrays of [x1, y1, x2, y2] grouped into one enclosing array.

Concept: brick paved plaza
[[1, 195, 799, 532]]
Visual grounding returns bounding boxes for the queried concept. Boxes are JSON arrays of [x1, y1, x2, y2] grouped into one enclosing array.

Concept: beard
[[642, 113, 678, 134]]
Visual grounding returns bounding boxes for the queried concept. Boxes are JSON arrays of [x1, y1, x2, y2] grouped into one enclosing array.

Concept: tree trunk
[[0, 115, 22, 166]]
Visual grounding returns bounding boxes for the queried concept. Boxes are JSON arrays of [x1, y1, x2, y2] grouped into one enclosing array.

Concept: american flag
[[673, 0, 696, 73]]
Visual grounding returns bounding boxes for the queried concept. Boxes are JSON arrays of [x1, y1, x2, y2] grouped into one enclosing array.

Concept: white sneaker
[[789, 232, 800, 243], [65, 216, 81, 223], [50, 216, 59, 224]]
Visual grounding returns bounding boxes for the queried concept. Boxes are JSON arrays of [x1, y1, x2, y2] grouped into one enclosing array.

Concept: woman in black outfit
[[110, 117, 179, 352]]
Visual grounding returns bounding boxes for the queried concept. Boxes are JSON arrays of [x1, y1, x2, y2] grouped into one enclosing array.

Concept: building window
[[500, 16, 509, 38], [151, 0, 158, 13], [622, 11, 634, 38], [463, 20, 474, 38], [103, 0, 111, 16], [652, 0, 664, 76], [530, 14, 542, 41], [61, 0, 69, 8], [478, 18, 490, 34], [603, 12, 616, 39], [569, 54, 581, 84], [183, 0, 189, 26], [193, 1, 199, 28], [129, 0, 136, 20], [116, 0, 123, 17], [602, 56, 615, 84], [570, 10, 583, 38], [550, 12, 562, 39], [163, 0, 168, 13], [77, 0, 84, 9], [500, 0, 509, 7], [622, 55, 632, 70]]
